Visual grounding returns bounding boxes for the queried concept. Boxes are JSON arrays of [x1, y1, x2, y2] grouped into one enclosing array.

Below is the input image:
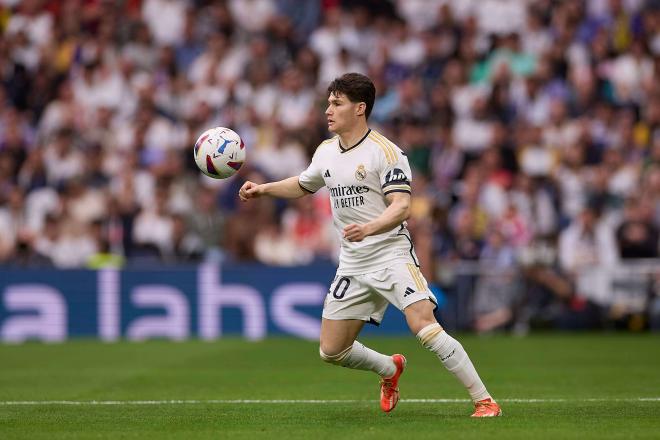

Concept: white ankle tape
[[416, 323, 444, 347], [319, 345, 352, 365]]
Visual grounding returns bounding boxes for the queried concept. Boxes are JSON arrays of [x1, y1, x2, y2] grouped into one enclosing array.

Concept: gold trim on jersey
[[319, 136, 338, 147], [368, 132, 396, 165], [370, 130, 399, 163], [407, 263, 425, 292], [383, 184, 411, 194]]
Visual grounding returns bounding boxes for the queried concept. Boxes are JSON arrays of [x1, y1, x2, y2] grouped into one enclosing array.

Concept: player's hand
[[343, 223, 368, 242], [239, 181, 263, 202]]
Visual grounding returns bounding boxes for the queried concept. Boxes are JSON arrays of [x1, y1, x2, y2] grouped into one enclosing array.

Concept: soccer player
[[238, 73, 501, 417]]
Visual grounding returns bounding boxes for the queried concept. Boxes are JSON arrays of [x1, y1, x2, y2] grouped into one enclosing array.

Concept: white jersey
[[299, 129, 418, 275]]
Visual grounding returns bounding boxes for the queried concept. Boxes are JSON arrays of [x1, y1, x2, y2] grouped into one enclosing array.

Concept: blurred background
[[0, 0, 659, 339]]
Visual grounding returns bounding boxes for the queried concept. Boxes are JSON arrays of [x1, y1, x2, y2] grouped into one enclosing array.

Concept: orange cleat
[[379, 354, 407, 413], [471, 397, 502, 417]]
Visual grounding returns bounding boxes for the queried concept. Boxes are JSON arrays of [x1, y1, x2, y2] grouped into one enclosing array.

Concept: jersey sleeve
[[379, 147, 412, 196], [298, 149, 325, 193]]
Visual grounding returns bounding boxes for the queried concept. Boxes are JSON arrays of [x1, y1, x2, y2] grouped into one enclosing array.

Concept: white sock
[[320, 341, 396, 377], [417, 323, 491, 402]]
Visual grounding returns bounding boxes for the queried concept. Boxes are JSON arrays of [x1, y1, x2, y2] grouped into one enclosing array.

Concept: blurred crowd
[[1, 0, 659, 330]]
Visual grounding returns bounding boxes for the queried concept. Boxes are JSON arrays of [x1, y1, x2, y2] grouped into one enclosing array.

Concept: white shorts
[[322, 262, 437, 325]]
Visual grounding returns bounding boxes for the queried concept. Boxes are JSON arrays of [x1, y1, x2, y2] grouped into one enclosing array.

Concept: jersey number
[[332, 277, 351, 299]]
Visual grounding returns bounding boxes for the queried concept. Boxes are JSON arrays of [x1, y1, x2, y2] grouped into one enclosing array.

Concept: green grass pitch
[[1, 334, 659, 439]]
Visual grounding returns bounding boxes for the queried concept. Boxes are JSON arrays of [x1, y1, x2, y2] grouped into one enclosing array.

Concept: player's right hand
[[239, 181, 262, 202]]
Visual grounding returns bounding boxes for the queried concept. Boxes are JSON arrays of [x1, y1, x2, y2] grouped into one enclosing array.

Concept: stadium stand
[[0, 0, 658, 331]]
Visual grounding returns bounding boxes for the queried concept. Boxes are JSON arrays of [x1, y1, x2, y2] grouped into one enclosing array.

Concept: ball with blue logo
[[194, 127, 246, 179]]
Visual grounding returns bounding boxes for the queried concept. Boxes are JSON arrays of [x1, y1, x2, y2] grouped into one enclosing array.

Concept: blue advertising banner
[[0, 264, 413, 342]]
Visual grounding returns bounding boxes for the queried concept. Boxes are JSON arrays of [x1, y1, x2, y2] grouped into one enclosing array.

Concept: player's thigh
[[368, 263, 438, 316], [319, 318, 365, 355]]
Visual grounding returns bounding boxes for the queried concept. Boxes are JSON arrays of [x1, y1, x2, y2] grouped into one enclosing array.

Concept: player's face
[[325, 92, 361, 134]]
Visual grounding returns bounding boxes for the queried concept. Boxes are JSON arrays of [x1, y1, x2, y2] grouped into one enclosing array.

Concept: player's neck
[[337, 122, 370, 150]]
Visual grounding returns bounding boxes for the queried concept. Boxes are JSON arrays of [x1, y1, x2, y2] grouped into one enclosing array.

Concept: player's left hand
[[343, 223, 368, 242]]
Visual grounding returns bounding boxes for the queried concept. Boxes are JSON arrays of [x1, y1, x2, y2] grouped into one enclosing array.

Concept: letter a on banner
[[2, 285, 67, 342]]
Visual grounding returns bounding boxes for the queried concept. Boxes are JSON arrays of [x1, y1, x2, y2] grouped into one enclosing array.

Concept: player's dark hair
[[327, 73, 376, 119]]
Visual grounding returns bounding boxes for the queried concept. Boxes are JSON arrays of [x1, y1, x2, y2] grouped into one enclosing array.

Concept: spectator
[[43, 127, 84, 185], [473, 228, 520, 333], [558, 202, 619, 305], [142, 0, 188, 47], [281, 197, 335, 263], [184, 189, 226, 260], [509, 174, 558, 239], [254, 217, 302, 266], [229, 0, 277, 35], [132, 183, 175, 257], [0, 186, 26, 262], [616, 196, 659, 259]]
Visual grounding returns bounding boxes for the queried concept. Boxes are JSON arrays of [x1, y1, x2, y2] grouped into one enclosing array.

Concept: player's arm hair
[[260, 176, 309, 199], [363, 192, 411, 237]]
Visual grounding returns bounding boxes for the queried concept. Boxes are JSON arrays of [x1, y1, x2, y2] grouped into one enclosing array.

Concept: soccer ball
[[193, 127, 245, 179]]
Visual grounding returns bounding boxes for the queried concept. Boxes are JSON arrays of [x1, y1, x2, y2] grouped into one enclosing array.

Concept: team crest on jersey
[[355, 164, 367, 181]]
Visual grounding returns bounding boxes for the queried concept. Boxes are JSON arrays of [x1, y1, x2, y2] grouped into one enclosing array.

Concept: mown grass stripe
[[1, 397, 659, 405]]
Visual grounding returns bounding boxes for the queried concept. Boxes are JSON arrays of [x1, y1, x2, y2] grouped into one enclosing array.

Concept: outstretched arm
[[239, 176, 309, 201], [343, 192, 411, 242]]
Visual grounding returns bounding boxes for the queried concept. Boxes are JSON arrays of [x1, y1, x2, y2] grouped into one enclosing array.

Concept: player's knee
[[404, 300, 439, 335], [409, 319, 440, 337], [319, 344, 352, 365]]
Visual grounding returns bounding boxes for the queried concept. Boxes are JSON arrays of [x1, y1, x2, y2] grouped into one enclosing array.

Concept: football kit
[[298, 129, 437, 323]]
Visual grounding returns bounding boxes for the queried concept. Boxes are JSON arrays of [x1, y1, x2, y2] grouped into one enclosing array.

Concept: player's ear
[[355, 102, 366, 117]]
